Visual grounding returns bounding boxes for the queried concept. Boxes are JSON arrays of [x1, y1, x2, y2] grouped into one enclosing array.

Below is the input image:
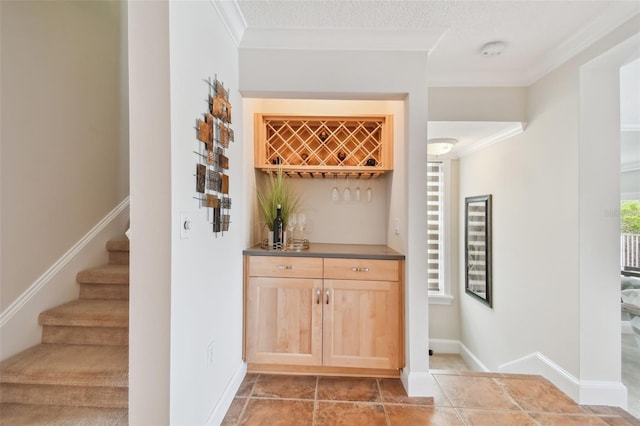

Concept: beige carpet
[[0, 239, 129, 424]]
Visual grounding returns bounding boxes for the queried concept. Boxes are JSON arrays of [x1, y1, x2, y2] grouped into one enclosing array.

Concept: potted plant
[[257, 168, 300, 245]]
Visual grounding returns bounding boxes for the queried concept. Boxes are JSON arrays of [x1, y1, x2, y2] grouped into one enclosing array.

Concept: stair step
[[107, 239, 129, 265], [0, 383, 128, 408], [0, 344, 128, 409], [0, 403, 128, 424], [42, 325, 128, 346], [39, 300, 128, 328], [0, 344, 128, 388], [106, 239, 129, 253], [80, 282, 129, 300], [76, 264, 129, 285]]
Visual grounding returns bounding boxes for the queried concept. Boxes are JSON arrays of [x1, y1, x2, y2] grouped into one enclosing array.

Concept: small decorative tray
[[261, 238, 310, 251]]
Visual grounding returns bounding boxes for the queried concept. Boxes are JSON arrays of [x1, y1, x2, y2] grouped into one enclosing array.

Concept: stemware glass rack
[[255, 114, 394, 178]]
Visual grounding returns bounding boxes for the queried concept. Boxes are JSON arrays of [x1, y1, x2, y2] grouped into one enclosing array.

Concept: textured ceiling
[[235, 0, 639, 86], [230, 1, 639, 159]]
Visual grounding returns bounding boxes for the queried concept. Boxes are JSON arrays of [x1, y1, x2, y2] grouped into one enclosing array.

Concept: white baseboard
[[459, 342, 490, 372], [430, 340, 627, 408], [499, 352, 580, 400], [400, 368, 434, 397], [498, 351, 627, 408], [428, 338, 489, 372], [429, 338, 461, 354], [579, 380, 628, 408], [207, 362, 247, 426]]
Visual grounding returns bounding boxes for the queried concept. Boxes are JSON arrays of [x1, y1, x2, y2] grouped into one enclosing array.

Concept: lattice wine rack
[[254, 114, 393, 178]]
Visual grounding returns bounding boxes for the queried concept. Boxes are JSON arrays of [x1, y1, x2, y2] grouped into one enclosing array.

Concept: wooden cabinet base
[[247, 363, 401, 378]]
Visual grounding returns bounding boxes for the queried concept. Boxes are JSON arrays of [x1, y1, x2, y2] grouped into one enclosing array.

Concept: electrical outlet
[[207, 341, 215, 366]]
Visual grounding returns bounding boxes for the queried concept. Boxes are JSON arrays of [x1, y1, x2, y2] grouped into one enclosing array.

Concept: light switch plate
[[180, 212, 192, 240]]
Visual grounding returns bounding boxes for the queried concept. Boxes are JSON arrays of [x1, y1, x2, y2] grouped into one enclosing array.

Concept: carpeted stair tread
[[0, 403, 128, 425], [0, 384, 127, 409], [0, 344, 128, 387], [107, 240, 130, 265], [106, 239, 129, 253], [39, 299, 128, 328], [79, 283, 129, 300], [42, 325, 128, 346], [76, 264, 129, 285]]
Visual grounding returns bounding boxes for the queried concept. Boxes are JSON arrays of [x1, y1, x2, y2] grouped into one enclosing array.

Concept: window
[[427, 162, 443, 293], [427, 161, 453, 304]]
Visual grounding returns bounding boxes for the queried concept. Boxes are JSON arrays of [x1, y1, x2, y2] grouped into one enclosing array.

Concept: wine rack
[[255, 114, 393, 178]]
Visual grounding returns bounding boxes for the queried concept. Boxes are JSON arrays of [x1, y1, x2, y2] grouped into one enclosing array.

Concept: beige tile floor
[[222, 370, 639, 425]]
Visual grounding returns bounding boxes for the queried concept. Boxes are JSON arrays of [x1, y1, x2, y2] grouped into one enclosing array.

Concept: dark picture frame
[[465, 194, 492, 308]]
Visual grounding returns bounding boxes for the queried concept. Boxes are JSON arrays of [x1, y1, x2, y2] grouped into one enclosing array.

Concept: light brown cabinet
[[244, 255, 404, 375], [245, 256, 323, 366], [322, 258, 402, 369]]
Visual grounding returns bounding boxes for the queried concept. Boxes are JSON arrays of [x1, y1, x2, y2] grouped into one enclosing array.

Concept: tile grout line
[[376, 378, 392, 426], [233, 374, 259, 425], [492, 377, 526, 413], [312, 375, 318, 426]]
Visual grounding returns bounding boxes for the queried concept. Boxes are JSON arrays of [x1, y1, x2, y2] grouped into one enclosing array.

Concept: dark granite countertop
[[243, 243, 405, 260]]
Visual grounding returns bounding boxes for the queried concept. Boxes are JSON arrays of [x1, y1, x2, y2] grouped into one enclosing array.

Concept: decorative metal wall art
[[194, 76, 234, 235]]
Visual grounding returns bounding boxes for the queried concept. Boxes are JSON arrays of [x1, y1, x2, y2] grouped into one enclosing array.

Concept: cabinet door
[[323, 279, 401, 369], [246, 277, 323, 365]]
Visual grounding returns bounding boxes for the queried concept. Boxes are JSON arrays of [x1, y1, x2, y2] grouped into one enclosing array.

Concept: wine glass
[[366, 178, 373, 202], [355, 175, 362, 202], [287, 213, 297, 242], [343, 175, 351, 202], [331, 174, 339, 202], [297, 213, 307, 239]]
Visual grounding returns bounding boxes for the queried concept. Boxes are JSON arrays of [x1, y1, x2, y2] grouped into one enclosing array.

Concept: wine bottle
[[273, 204, 284, 248]]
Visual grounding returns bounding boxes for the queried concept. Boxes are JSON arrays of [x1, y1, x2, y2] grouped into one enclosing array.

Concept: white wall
[[128, 1, 172, 423], [457, 15, 639, 406], [129, 1, 246, 424], [243, 98, 403, 246], [578, 29, 639, 405], [428, 87, 527, 122], [240, 48, 432, 396], [0, 0, 129, 311], [168, 1, 246, 424]]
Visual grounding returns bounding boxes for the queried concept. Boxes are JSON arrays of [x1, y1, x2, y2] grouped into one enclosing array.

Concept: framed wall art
[[465, 194, 492, 307]]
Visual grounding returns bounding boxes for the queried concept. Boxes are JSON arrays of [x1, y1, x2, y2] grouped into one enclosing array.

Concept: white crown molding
[[210, 0, 246, 46], [239, 27, 443, 52], [523, 5, 640, 86], [456, 122, 526, 158]]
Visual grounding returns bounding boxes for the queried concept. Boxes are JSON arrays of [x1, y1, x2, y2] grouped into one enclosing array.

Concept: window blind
[[427, 162, 443, 292]]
